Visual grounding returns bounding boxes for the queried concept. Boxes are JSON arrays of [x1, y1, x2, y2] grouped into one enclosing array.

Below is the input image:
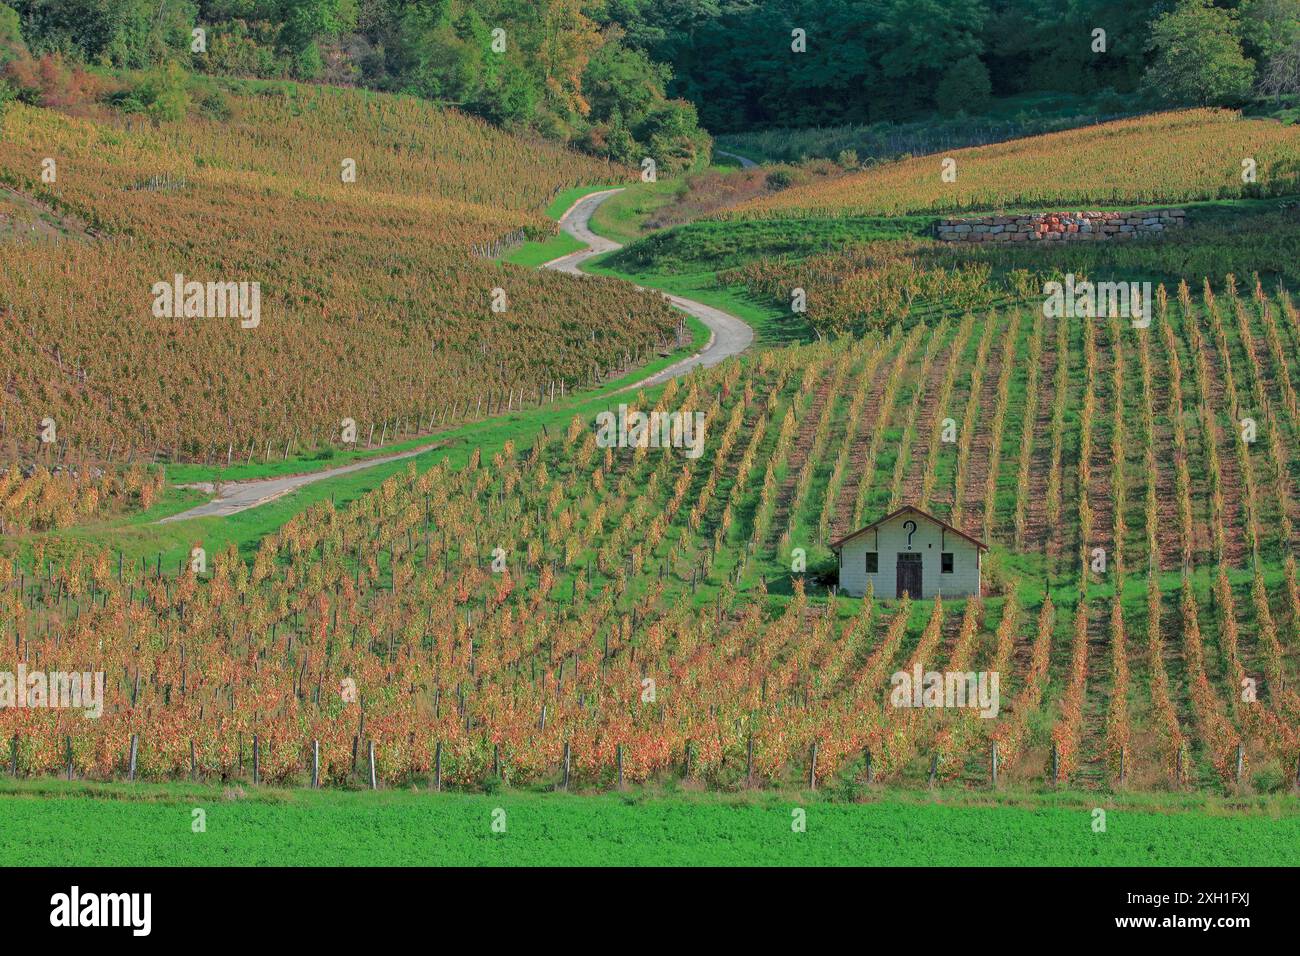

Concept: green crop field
[[3, 782, 1296, 867]]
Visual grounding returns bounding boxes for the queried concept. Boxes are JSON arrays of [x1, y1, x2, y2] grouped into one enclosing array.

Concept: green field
[[2, 782, 1295, 866]]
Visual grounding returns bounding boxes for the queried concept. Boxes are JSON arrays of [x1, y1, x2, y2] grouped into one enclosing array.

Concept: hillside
[[729, 110, 1300, 218], [0, 83, 677, 466], [5, 267, 1300, 792]]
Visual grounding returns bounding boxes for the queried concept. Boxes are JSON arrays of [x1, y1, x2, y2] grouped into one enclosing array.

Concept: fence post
[[252, 734, 260, 785], [369, 741, 377, 791], [128, 734, 138, 781], [616, 744, 624, 790], [8, 734, 16, 777], [990, 741, 999, 787], [864, 747, 874, 784], [1235, 743, 1245, 785], [434, 741, 443, 792], [808, 741, 818, 791], [190, 739, 196, 781], [746, 736, 754, 786], [65, 735, 73, 781], [561, 741, 571, 790], [928, 752, 938, 788], [312, 740, 320, 789]]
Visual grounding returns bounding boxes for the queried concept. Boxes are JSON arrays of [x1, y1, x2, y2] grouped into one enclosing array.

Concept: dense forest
[[614, 0, 1300, 129], [2, 1, 1299, 161]]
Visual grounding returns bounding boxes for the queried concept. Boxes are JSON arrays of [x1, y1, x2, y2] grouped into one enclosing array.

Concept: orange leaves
[[731, 111, 1300, 219], [0, 89, 663, 462]]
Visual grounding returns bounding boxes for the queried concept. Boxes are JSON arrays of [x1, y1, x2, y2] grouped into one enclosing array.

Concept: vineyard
[[728, 110, 1300, 219], [4, 269, 1299, 793], [1, 460, 164, 534], [0, 83, 678, 467]]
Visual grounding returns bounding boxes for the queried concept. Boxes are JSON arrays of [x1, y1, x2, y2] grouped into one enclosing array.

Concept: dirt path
[[715, 150, 759, 169], [161, 188, 755, 523], [160, 443, 445, 522], [544, 189, 754, 391]]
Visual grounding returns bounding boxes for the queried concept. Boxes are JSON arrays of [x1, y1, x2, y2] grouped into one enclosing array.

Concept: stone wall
[[935, 209, 1186, 243]]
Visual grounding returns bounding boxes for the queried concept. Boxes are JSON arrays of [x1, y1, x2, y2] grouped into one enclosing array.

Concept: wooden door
[[896, 553, 922, 599]]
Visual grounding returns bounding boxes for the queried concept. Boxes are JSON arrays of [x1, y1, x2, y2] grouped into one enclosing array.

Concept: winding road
[[160, 187, 755, 522], [714, 149, 758, 169], [544, 188, 753, 390]]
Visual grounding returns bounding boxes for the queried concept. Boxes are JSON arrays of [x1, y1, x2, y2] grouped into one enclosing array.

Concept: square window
[[866, 552, 878, 573], [941, 552, 954, 573]]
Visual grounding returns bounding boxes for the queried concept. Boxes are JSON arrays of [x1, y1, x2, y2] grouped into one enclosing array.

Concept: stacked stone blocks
[[935, 209, 1186, 243]]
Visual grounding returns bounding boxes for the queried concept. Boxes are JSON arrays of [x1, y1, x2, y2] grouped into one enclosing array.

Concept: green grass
[[587, 155, 774, 244], [582, 251, 807, 347], [605, 215, 934, 273], [588, 176, 689, 245], [501, 183, 624, 267], [2, 780, 1294, 866], [502, 230, 584, 267]]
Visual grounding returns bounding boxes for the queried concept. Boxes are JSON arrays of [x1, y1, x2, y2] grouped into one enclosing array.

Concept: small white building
[[830, 505, 987, 599]]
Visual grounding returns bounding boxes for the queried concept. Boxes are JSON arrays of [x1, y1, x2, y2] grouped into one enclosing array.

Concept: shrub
[[764, 169, 793, 191], [111, 62, 191, 122]]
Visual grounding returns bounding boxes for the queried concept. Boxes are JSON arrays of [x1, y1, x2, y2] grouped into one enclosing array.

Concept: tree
[[1143, 0, 1255, 107], [635, 97, 709, 172], [581, 38, 667, 127], [0, 2, 24, 64], [9, 0, 195, 69], [1239, 0, 1300, 64], [1258, 37, 1300, 98], [1240, 0, 1300, 98], [934, 54, 991, 114]]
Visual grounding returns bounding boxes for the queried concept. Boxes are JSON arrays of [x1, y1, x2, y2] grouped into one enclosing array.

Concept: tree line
[[3, 1, 1300, 161]]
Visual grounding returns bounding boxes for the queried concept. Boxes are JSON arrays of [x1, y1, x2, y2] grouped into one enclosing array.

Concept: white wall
[[837, 512, 980, 599]]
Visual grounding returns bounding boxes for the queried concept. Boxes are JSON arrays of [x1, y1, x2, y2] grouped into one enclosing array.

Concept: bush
[[196, 86, 231, 121], [765, 169, 793, 191], [111, 63, 191, 123]]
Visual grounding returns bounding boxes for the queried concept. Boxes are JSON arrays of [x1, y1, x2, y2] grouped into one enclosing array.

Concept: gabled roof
[[829, 504, 989, 552]]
